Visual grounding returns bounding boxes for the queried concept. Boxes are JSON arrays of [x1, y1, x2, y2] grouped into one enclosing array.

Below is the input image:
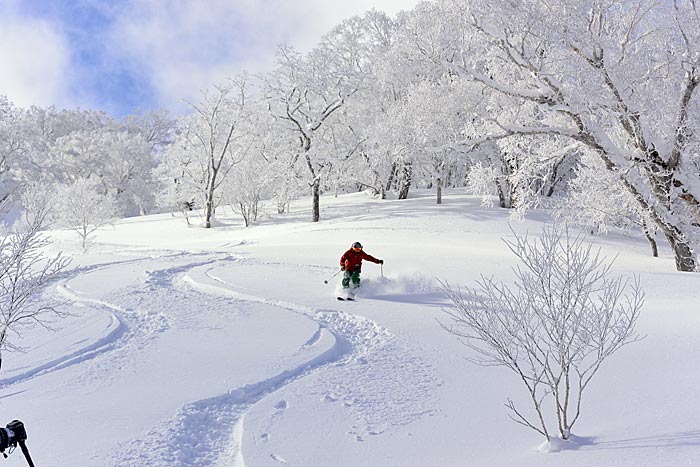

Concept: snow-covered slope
[[2, 190, 698, 467]]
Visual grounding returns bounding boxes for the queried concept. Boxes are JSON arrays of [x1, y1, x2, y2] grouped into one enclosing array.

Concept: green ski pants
[[342, 270, 361, 289]]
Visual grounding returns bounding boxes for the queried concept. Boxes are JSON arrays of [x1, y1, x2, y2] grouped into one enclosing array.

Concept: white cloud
[[0, 11, 71, 108], [0, 0, 423, 114], [109, 0, 422, 112]]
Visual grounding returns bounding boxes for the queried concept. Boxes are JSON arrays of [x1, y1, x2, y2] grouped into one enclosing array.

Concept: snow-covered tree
[[54, 178, 118, 252], [98, 131, 155, 216], [0, 206, 69, 369], [467, 137, 577, 214], [45, 128, 154, 216], [412, 0, 700, 271], [0, 105, 159, 219], [265, 12, 372, 222], [221, 152, 271, 227], [441, 224, 643, 447], [0, 97, 27, 208], [555, 151, 660, 256], [265, 51, 346, 221], [21, 107, 109, 183], [153, 151, 200, 226], [159, 78, 253, 228], [399, 78, 471, 202], [120, 109, 176, 154]]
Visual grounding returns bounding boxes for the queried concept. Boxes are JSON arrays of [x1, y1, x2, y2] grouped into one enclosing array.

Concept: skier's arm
[[362, 252, 382, 264]]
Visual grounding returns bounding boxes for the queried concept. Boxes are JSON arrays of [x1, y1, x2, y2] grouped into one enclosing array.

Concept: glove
[[6, 420, 25, 443], [379, 259, 384, 264], [340, 266, 345, 271]]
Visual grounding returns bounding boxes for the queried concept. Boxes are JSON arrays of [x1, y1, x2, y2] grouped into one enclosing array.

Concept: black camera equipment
[[1, 420, 34, 467]]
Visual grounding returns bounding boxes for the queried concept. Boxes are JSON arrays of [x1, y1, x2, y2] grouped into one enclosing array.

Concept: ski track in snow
[[0, 252, 222, 391], [107, 257, 438, 466], [63, 254, 229, 390], [16, 251, 438, 466], [0, 254, 190, 389], [99, 256, 346, 467], [180, 262, 439, 465], [109, 323, 341, 467]]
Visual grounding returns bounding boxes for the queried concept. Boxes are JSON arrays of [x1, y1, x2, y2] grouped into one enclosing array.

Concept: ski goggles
[[352, 247, 362, 252]]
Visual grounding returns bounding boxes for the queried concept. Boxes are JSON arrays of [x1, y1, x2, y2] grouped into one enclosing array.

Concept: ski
[[337, 289, 357, 301]]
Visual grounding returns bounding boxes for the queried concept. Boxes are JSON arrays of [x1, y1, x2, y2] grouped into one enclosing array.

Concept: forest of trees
[[1, 0, 699, 271]]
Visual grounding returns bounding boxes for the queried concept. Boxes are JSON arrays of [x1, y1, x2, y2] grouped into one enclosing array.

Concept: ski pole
[[380, 263, 384, 278], [324, 269, 342, 284]]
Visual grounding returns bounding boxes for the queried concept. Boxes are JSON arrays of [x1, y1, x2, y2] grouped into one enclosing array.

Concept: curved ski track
[[0, 253, 197, 389], [18, 252, 438, 466]]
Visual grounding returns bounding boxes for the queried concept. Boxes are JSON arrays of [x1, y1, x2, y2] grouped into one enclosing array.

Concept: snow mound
[[537, 435, 595, 453]]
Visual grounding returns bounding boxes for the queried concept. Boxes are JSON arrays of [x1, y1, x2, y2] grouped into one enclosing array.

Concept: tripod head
[[1, 420, 34, 467]]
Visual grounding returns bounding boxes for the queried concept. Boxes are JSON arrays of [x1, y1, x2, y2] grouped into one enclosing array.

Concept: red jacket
[[340, 248, 380, 272]]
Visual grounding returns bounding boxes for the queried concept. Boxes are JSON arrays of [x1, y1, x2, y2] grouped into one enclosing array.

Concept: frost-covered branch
[[0, 210, 70, 369], [441, 223, 643, 446]]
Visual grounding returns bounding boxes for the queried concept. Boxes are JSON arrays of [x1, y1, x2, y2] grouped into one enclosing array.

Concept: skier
[[339, 242, 383, 299]]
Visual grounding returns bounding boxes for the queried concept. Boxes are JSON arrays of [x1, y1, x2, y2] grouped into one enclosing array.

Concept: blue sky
[[0, 0, 420, 118]]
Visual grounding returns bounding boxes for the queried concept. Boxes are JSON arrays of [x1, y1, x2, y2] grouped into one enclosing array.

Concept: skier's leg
[[342, 270, 352, 289], [351, 271, 361, 288]]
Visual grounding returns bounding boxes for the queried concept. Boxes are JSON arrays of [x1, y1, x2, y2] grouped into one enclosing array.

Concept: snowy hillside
[[2, 189, 698, 467]]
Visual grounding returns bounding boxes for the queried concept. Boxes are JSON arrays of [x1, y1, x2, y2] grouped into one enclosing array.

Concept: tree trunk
[[203, 160, 220, 229], [81, 224, 88, 251], [203, 187, 215, 228], [0, 329, 5, 369], [398, 163, 412, 200], [496, 154, 514, 209], [494, 176, 512, 209], [665, 231, 696, 271], [386, 161, 398, 194], [437, 177, 443, 205], [203, 201, 213, 228], [643, 171, 696, 270], [311, 179, 320, 222], [497, 183, 507, 208], [642, 220, 658, 258]]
